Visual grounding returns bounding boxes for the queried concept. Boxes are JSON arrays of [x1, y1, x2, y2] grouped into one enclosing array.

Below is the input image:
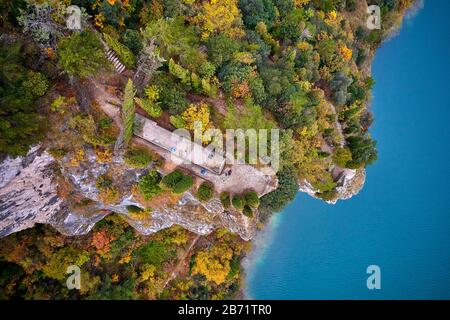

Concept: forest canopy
[[0, 0, 414, 301]]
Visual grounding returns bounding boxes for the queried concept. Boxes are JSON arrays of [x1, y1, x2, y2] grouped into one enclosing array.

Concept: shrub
[[126, 205, 144, 214], [83, 134, 114, 147], [98, 186, 120, 204], [98, 118, 113, 129], [96, 175, 120, 204], [172, 176, 194, 194], [220, 192, 231, 209], [242, 205, 253, 218], [126, 205, 151, 219], [96, 174, 113, 190], [198, 61, 216, 78], [232, 195, 245, 210], [138, 170, 162, 200], [161, 170, 183, 188], [124, 148, 152, 168], [244, 191, 260, 208], [169, 115, 186, 128], [332, 147, 352, 168], [95, 148, 112, 163], [69, 114, 96, 136], [134, 97, 162, 118], [196, 181, 214, 202], [103, 33, 136, 68], [161, 170, 193, 194], [48, 147, 67, 159], [318, 151, 330, 159], [50, 96, 69, 113], [22, 71, 48, 98], [315, 189, 338, 202]]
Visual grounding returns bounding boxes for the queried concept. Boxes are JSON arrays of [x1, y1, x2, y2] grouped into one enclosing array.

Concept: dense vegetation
[[1, 0, 412, 198], [0, 40, 50, 156], [0, 216, 246, 299], [0, 0, 413, 300], [161, 169, 194, 194]]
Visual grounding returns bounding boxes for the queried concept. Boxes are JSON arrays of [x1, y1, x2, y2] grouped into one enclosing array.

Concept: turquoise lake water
[[247, 1, 450, 299]]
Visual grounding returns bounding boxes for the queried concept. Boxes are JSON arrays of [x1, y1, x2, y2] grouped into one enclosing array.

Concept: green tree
[[0, 41, 48, 156], [122, 79, 136, 147], [330, 71, 353, 106], [196, 181, 214, 202], [242, 205, 253, 218], [143, 17, 204, 71], [122, 29, 143, 55], [259, 167, 298, 214], [124, 148, 153, 168], [220, 192, 231, 209], [276, 8, 305, 42], [172, 176, 193, 194], [22, 71, 49, 98], [238, 0, 276, 29], [244, 191, 260, 208], [332, 147, 352, 168], [231, 194, 245, 210], [57, 31, 107, 78], [138, 240, 175, 267], [138, 170, 162, 200], [152, 73, 188, 115], [161, 170, 193, 194], [346, 135, 378, 168], [206, 34, 241, 67]]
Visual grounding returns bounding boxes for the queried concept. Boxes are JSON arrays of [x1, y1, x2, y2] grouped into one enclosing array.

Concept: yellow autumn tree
[[295, 0, 311, 7], [192, 245, 234, 285], [139, 263, 156, 283], [338, 43, 353, 61], [195, 0, 244, 40], [181, 102, 210, 131]]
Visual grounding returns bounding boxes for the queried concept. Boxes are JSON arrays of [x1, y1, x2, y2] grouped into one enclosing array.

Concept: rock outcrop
[[0, 146, 258, 240], [298, 168, 366, 204], [0, 146, 63, 237]]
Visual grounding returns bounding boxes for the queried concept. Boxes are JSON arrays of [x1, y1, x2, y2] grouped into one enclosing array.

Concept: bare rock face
[[0, 146, 259, 241], [0, 146, 62, 237], [334, 168, 366, 201], [0, 146, 110, 238], [122, 192, 256, 241]]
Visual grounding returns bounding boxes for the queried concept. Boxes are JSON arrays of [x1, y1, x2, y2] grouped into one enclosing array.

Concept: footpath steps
[[105, 49, 126, 74]]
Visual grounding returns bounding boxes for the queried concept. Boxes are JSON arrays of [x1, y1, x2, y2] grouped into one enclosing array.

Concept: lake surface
[[247, 0, 450, 299]]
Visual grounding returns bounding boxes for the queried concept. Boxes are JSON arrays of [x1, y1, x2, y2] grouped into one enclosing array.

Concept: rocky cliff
[[298, 167, 366, 204], [0, 145, 258, 240]]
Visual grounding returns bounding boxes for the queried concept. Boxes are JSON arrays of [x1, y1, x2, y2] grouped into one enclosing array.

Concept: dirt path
[[161, 234, 201, 290]]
